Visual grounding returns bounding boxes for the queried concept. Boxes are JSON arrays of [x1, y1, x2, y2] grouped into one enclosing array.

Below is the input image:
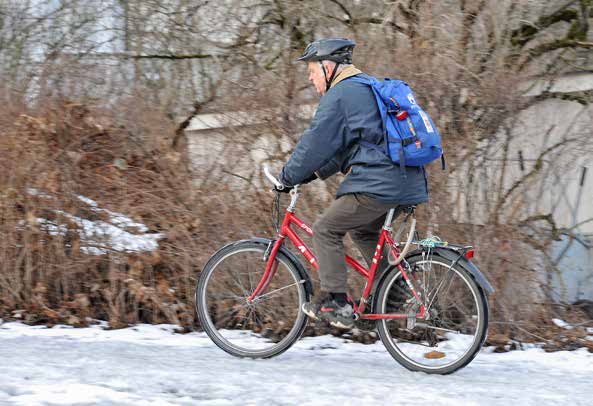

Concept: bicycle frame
[[248, 191, 426, 321]]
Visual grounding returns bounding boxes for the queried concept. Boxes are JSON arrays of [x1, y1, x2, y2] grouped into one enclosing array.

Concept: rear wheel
[[196, 241, 309, 358], [375, 254, 488, 374]]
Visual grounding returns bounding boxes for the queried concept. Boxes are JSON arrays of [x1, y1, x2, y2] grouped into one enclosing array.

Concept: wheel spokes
[[200, 247, 305, 353], [382, 259, 482, 370]]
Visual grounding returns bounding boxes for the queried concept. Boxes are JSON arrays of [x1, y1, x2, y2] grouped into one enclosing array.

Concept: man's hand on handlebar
[[274, 184, 293, 193], [273, 173, 317, 193]]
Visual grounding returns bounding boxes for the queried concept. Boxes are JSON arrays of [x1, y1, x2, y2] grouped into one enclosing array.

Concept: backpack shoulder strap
[[345, 75, 399, 169], [346, 75, 412, 178]]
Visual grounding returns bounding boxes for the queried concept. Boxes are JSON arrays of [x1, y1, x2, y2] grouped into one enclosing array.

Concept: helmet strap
[[320, 61, 340, 91]]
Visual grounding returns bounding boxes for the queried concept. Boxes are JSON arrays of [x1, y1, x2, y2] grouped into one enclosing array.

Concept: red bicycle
[[196, 166, 494, 374]]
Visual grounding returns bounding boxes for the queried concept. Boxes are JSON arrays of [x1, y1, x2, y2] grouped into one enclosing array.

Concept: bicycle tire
[[196, 240, 308, 359], [375, 254, 489, 374]]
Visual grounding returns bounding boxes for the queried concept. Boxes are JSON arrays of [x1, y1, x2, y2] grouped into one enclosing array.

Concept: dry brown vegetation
[[0, 101, 201, 328]]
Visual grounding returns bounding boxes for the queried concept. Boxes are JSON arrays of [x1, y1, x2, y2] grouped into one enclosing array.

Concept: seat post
[[383, 208, 396, 229]]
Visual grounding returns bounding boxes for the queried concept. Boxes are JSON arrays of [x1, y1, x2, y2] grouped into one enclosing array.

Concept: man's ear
[[321, 61, 333, 77]]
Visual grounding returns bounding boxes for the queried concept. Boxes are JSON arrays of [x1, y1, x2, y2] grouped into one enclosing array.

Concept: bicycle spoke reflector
[[424, 350, 446, 359]]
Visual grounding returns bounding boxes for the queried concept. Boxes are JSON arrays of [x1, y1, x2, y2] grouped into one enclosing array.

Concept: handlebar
[[263, 165, 284, 189]]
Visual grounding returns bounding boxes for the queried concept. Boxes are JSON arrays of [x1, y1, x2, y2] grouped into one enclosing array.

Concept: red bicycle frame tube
[[248, 209, 426, 320]]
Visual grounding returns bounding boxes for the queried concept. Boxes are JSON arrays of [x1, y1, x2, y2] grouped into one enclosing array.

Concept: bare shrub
[[0, 100, 201, 328]]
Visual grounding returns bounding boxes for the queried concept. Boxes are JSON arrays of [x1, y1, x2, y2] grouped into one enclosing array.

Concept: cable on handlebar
[[271, 191, 281, 233]]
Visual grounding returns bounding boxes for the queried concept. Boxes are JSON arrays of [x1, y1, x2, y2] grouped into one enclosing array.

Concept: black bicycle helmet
[[297, 38, 355, 64], [298, 38, 356, 91]]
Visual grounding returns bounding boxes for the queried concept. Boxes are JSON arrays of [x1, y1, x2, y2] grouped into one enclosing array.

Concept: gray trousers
[[312, 193, 398, 293]]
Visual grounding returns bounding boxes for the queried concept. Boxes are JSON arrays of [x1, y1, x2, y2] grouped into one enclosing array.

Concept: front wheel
[[375, 254, 489, 374], [195, 241, 309, 359]]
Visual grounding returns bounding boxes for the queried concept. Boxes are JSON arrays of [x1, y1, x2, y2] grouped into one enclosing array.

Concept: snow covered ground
[[0, 322, 591, 406]]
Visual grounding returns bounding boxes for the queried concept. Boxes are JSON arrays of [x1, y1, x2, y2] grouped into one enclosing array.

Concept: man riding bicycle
[[276, 38, 429, 329]]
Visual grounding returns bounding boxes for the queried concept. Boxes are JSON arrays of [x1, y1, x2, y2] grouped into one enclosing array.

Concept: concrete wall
[[550, 235, 593, 302], [450, 74, 593, 235], [185, 107, 333, 201]]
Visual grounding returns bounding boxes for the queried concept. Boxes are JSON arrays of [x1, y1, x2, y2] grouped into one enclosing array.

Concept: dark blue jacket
[[280, 71, 429, 205]]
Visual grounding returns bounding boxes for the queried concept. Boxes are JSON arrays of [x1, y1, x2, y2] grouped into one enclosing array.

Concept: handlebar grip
[[263, 165, 283, 189]]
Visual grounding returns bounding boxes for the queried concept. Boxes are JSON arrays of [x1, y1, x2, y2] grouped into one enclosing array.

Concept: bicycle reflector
[[465, 249, 475, 259]]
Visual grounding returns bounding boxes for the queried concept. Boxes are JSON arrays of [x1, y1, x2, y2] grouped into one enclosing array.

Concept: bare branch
[[528, 39, 593, 59], [491, 132, 581, 223], [533, 89, 593, 106], [511, 2, 580, 47], [128, 53, 215, 60], [328, 0, 353, 23]]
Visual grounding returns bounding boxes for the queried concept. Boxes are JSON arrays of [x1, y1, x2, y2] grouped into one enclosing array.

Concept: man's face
[[307, 61, 328, 96]]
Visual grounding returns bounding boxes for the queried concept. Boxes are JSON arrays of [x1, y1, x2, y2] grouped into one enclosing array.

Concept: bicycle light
[[465, 249, 475, 259]]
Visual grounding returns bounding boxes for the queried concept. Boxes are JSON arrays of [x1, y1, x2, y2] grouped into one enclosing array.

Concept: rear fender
[[426, 248, 495, 294], [371, 246, 495, 312]]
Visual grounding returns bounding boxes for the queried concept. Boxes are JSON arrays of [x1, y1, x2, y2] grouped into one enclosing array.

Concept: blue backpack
[[348, 75, 445, 173]]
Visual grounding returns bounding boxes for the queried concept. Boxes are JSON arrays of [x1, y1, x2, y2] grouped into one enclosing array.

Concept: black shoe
[[302, 292, 354, 329]]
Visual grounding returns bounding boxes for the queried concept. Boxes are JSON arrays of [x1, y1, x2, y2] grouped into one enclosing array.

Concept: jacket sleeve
[[315, 158, 340, 180], [280, 93, 348, 186]]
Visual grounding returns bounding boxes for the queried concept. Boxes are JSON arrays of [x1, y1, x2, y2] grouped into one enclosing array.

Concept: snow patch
[[552, 318, 573, 330], [54, 210, 161, 254], [26, 188, 51, 198], [76, 195, 149, 232], [10, 384, 134, 406], [25, 190, 162, 255]]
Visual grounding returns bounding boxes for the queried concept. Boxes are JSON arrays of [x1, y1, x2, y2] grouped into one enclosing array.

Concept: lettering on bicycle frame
[[372, 244, 382, 264], [298, 245, 316, 264], [299, 223, 312, 234]]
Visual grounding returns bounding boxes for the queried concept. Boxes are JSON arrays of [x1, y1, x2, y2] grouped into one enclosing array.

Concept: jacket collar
[[330, 65, 362, 89]]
